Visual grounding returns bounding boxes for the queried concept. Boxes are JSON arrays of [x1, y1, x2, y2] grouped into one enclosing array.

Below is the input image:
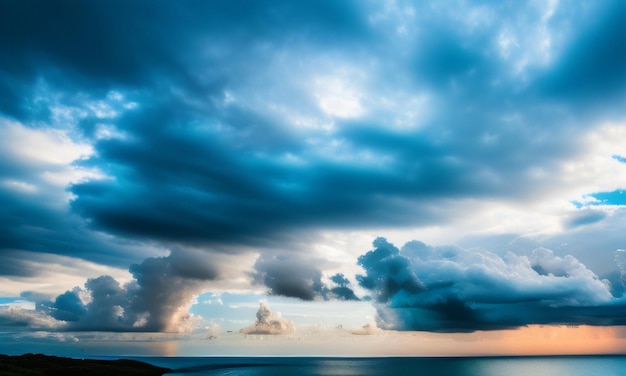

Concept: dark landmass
[[0, 353, 171, 376]]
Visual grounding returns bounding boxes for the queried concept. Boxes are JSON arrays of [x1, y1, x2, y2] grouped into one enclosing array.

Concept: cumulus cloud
[[356, 238, 424, 303], [41, 250, 216, 332], [239, 300, 295, 335], [357, 238, 626, 332], [327, 273, 359, 301]]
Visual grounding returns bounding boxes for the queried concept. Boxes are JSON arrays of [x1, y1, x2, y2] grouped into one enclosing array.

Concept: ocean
[[126, 355, 626, 376]]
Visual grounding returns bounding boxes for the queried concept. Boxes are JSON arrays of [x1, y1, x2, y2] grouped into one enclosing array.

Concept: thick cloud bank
[[40, 250, 216, 332], [357, 238, 626, 332], [240, 300, 295, 335]]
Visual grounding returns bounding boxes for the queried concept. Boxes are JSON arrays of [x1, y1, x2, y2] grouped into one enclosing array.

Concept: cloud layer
[[358, 238, 626, 332], [2, 0, 625, 267]]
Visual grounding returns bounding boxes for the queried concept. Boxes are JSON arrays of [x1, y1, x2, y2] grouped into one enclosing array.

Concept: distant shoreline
[[0, 353, 171, 376], [3, 353, 626, 376]]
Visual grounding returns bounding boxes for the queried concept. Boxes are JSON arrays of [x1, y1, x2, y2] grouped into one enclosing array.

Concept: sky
[[1, 0, 626, 357]]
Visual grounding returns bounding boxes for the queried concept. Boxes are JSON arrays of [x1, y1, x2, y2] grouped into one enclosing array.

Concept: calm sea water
[[126, 355, 626, 376]]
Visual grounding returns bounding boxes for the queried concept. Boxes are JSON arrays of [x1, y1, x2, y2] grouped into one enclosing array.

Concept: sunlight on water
[[157, 356, 626, 376], [473, 356, 624, 376]]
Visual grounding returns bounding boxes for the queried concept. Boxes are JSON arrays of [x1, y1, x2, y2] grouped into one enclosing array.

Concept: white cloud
[[0, 120, 92, 166], [240, 300, 295, 335], [563, 122, 626, 200], [314, 74, 365, 119]]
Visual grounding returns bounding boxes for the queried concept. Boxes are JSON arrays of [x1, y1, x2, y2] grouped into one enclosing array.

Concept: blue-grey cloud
[[357, 238, 626, 332], [64, 0, 625, 250], [327, 273, 359, 301], [0, 0, 368, 117], [1, 0, 623, 260], [563, 209, 607, 229], [251, 255, 358, 301], [537, 0, 626, 102], [356, 238, 424, 303]]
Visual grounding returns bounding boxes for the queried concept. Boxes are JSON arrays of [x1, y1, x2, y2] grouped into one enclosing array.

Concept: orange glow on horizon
[[173, 325, 626, 357], [487, 325, 626, 356], [384, 325, 626, 356]]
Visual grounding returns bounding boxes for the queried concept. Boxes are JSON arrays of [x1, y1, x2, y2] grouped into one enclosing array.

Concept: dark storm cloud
[[66, 98, 458, 246], [40, 249, 216, 332], [357, 238, 626, 332], [9, 1, 361, 82], [251, 255, 358, 301], [252, 255, 326, 301]]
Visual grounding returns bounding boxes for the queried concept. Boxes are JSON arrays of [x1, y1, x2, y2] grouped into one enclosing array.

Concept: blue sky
[[1, 0, 626, 356]]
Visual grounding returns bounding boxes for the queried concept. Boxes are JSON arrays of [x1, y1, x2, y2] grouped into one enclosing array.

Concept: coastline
[[0, 353, 171, 376]]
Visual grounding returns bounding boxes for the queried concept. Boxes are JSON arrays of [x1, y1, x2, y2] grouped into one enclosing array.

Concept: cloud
[[0, 306, 65, 330], [0, 118, 159, 278], [356, 238, 424, 303], [563, 209, 607, 229], [56, 0, 623, 254], [0, 0, 367, 119], [40, 250, 216, 332], [251, 255, 358, 301], [537, 0, 626, 102], [357, 238, 626, 332], [0, 0, 623, 263], [327, 273, 359, 301], [0, 251, 131, 298], [251, 255, 326, 301], [239, 300, 295, 335]]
